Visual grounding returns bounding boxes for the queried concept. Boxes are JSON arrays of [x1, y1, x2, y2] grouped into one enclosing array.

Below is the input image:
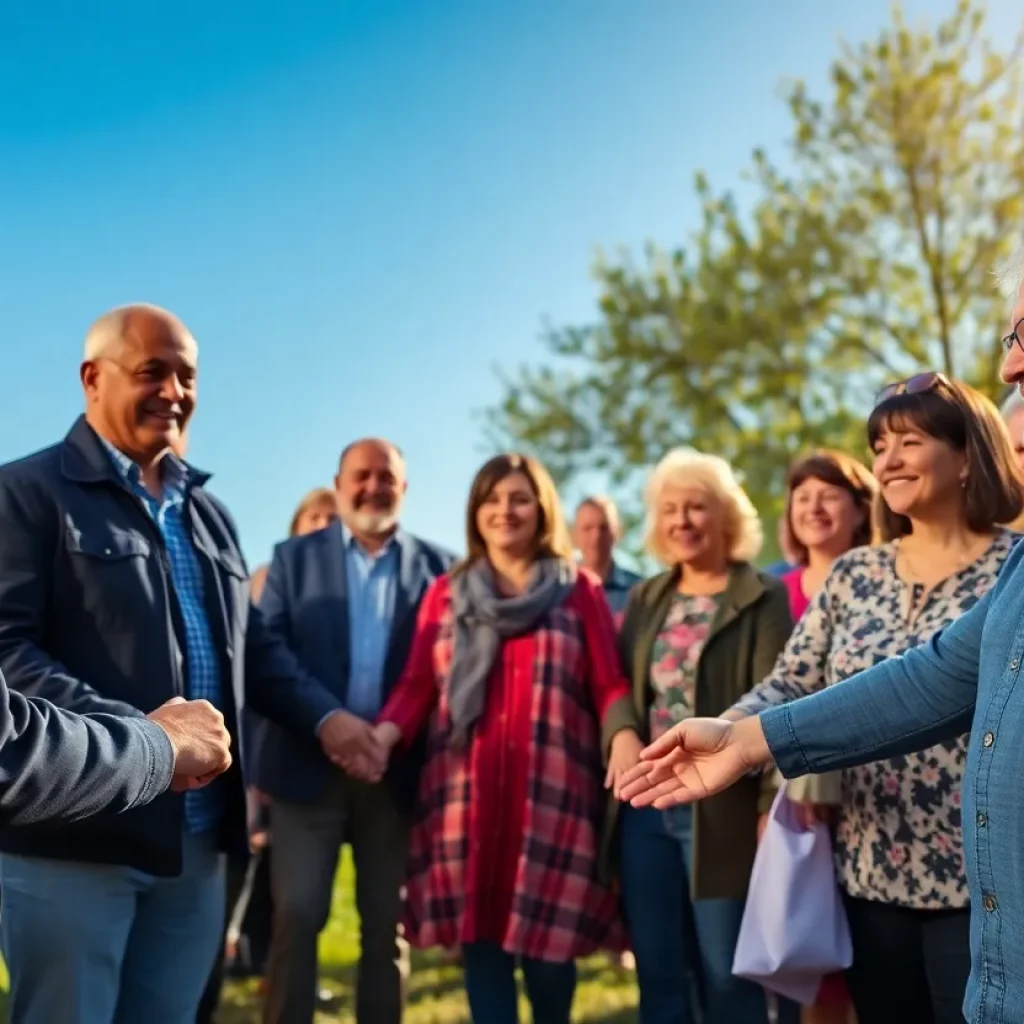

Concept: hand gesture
[[147, 697, 232, 791], [604, 729, 644, 799], [318, 710, 386, 782], [617, 716, 771, 809]]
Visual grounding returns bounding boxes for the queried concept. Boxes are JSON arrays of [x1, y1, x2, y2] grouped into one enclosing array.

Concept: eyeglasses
[[1001, 318, 1024, 354], [874, 371, 950, 407]]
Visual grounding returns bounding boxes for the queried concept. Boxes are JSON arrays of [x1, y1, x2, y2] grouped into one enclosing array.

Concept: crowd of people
[[0, 245, 1019, 1024]]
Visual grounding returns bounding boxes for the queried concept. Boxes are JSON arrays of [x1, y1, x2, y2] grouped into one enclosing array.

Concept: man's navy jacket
[[0, 417, 343, 876]]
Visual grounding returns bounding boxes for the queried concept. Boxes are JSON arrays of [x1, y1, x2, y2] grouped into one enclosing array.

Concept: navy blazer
[[250, 520, 454, 810], [0, 417, 345, 876]]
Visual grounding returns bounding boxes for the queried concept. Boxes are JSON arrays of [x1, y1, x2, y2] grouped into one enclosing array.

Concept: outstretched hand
[[616, 716, 772, 809]]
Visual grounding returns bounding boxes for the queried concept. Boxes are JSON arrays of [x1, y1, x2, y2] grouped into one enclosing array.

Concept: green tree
[[489, 0, 1024, 554]]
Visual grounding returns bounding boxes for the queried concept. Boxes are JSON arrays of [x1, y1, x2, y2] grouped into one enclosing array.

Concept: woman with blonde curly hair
[[610, 448, 794, 1023]]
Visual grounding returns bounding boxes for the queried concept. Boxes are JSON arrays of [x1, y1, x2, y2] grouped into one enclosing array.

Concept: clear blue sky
[[1, 0, 1019, 564]]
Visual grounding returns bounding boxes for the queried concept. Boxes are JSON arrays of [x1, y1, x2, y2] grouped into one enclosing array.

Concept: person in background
[[572, 495, 643, 616], [255, 438, 453, 1024], [198, 486, 340, 1023], [612, 447, 794, 1024], [369, 452, 640, 1024], [776, 449, 877, 1024], [721, 376, 1023, 1024], [249, 488, 338, 602], [0, 304, 356, 1024]]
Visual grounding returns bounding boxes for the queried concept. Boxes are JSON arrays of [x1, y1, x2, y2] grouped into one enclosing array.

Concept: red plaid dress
[[379, 570, 630, 962]]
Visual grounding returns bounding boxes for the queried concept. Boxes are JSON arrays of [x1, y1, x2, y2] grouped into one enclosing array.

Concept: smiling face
[[573, 501, 616, 572], [655, 482, 728, 572], [335, 440, 407, 538], [999, 280, 1024, 392], [475, 470, 541, 560], [871, 421, 967, 523], [81, 308, 197, 464], [789, 475, 862, 559]]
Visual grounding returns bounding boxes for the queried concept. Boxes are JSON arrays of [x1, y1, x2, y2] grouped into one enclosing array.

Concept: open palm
[[617, 718, 756, 809]]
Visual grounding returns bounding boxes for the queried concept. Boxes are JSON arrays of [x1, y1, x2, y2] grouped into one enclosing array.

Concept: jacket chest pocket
[[64, 529, 156, 623]]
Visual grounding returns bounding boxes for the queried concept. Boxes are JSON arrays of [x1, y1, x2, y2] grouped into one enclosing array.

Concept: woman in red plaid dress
[[373, 453, 643, 1024]]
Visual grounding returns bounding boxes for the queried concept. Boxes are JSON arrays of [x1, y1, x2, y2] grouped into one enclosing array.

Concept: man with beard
[[252, 438, 453, 1024]]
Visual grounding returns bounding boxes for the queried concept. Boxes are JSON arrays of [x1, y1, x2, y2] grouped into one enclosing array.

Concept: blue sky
[[1, 0, 1019, 564]]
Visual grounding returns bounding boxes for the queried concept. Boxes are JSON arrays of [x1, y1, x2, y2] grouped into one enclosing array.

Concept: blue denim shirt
[[761, 538, 1024, 1024], [342, 525, 399, 720], [101, 440, 224, 834]]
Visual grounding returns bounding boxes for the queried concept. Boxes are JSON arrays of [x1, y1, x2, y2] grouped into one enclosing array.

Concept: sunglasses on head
[[874, 371, 950, 407]]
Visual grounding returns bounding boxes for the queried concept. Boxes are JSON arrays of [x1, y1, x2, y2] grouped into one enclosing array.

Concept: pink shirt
[[781, 567, 810, 621]]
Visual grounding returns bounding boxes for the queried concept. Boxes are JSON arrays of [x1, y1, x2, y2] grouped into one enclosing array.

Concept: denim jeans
[[462, 941, 576, 1024], [0, 829, 225, 1024], [620, 803, 793, 1024]]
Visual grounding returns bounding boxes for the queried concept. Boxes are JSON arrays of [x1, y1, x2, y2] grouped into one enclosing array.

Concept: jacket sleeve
[[0, 672, 174, 827], [244, 545, 343, 737], [763, 589, 987, 778], [0, 473, 142, 718]]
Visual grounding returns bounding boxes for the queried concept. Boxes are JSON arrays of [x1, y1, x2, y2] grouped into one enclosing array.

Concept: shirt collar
[[341, 521, 400, 558], [98, 435, 190, 500]]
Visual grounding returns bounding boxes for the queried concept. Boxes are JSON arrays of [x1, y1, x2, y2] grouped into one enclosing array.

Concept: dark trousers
[[262, 771, 409, 1024], [462, 941, 576, 1024], [619, 803, 788, 1024], [843, 894, 970, 1024]]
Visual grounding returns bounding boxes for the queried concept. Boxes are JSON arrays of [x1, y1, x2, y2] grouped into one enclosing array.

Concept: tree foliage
[[489, 1, 1024, 553]]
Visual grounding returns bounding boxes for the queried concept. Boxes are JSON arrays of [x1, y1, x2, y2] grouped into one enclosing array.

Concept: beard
[[345, 506, 399, 536]]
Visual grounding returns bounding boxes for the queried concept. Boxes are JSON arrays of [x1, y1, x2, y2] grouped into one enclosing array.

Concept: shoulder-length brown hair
[[462, 453, 574, 568], [288, 487, 338, 537], [867, 377, 1024, 541], [780, 450, 878, 564]]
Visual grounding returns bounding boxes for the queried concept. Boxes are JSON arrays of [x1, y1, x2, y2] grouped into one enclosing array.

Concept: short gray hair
[[83, 303, 192, 362], [995, 245, 1024, 301]]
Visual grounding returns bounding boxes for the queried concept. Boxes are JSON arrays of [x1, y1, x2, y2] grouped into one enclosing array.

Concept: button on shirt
[[102, 440, 224, 834], [343, 526, 399, 721], [760, 535, 1024, 1023]]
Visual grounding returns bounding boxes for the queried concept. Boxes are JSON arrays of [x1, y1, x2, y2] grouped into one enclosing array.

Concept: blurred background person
[[775, 449, 877, 1024], [613, 447, 794, 1024], [199, 484, 340, 1024], [727, 375, 1023, 1024], [572, 494, 643, 617], [370, 452, 641, 1024], [249, 487, 338, 602]]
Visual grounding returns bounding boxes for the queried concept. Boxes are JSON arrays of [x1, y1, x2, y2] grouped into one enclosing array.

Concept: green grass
[[218, 849, 639, 1023], [0, 850, 637, 1022]]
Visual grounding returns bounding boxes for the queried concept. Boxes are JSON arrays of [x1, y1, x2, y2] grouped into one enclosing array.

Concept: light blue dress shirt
[[761, 537, 1024, 1024], [342, 525, 399, 721]]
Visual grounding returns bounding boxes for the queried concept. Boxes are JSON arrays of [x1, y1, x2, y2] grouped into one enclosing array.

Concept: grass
[[217, 849, 639, 1023], [0, 850, 638, 1022]]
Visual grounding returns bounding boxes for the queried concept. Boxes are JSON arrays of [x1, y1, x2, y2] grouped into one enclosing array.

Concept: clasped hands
[[318, 710, 402, 783]]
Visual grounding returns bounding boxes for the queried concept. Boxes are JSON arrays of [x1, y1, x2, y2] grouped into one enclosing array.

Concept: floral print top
[[732, 530, 1019, 909], [648, 593, 720, 740]]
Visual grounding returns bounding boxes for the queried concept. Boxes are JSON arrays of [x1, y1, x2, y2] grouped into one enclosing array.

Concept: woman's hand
[[617, 716, 772, 809], [605, 729, 645, 799]]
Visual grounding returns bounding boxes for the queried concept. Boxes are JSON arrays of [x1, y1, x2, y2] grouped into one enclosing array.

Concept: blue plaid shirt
[[101, 439, 225, 834]]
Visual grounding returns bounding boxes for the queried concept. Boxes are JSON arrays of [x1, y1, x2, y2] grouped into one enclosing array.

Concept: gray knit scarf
[[448, 557, 576, 748]]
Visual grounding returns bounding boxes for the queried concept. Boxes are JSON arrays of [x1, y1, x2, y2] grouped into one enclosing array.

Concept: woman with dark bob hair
[[667, 375, 1023, 1024]]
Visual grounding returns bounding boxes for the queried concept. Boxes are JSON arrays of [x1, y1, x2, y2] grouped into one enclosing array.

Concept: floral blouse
[[732, 530, 1019, 909], [648, 593, 720, 740]]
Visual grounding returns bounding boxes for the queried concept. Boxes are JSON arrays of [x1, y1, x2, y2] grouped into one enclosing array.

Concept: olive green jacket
[[600, 562, 794, 900]]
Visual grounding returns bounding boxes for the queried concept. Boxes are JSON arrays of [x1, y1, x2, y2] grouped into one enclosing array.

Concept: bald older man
[[251, 437, 453, 1024], [0, 305, 364, 1024]]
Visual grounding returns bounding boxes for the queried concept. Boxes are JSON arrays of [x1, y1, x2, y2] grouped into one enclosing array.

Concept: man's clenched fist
[[147, 697, 232, 791]]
